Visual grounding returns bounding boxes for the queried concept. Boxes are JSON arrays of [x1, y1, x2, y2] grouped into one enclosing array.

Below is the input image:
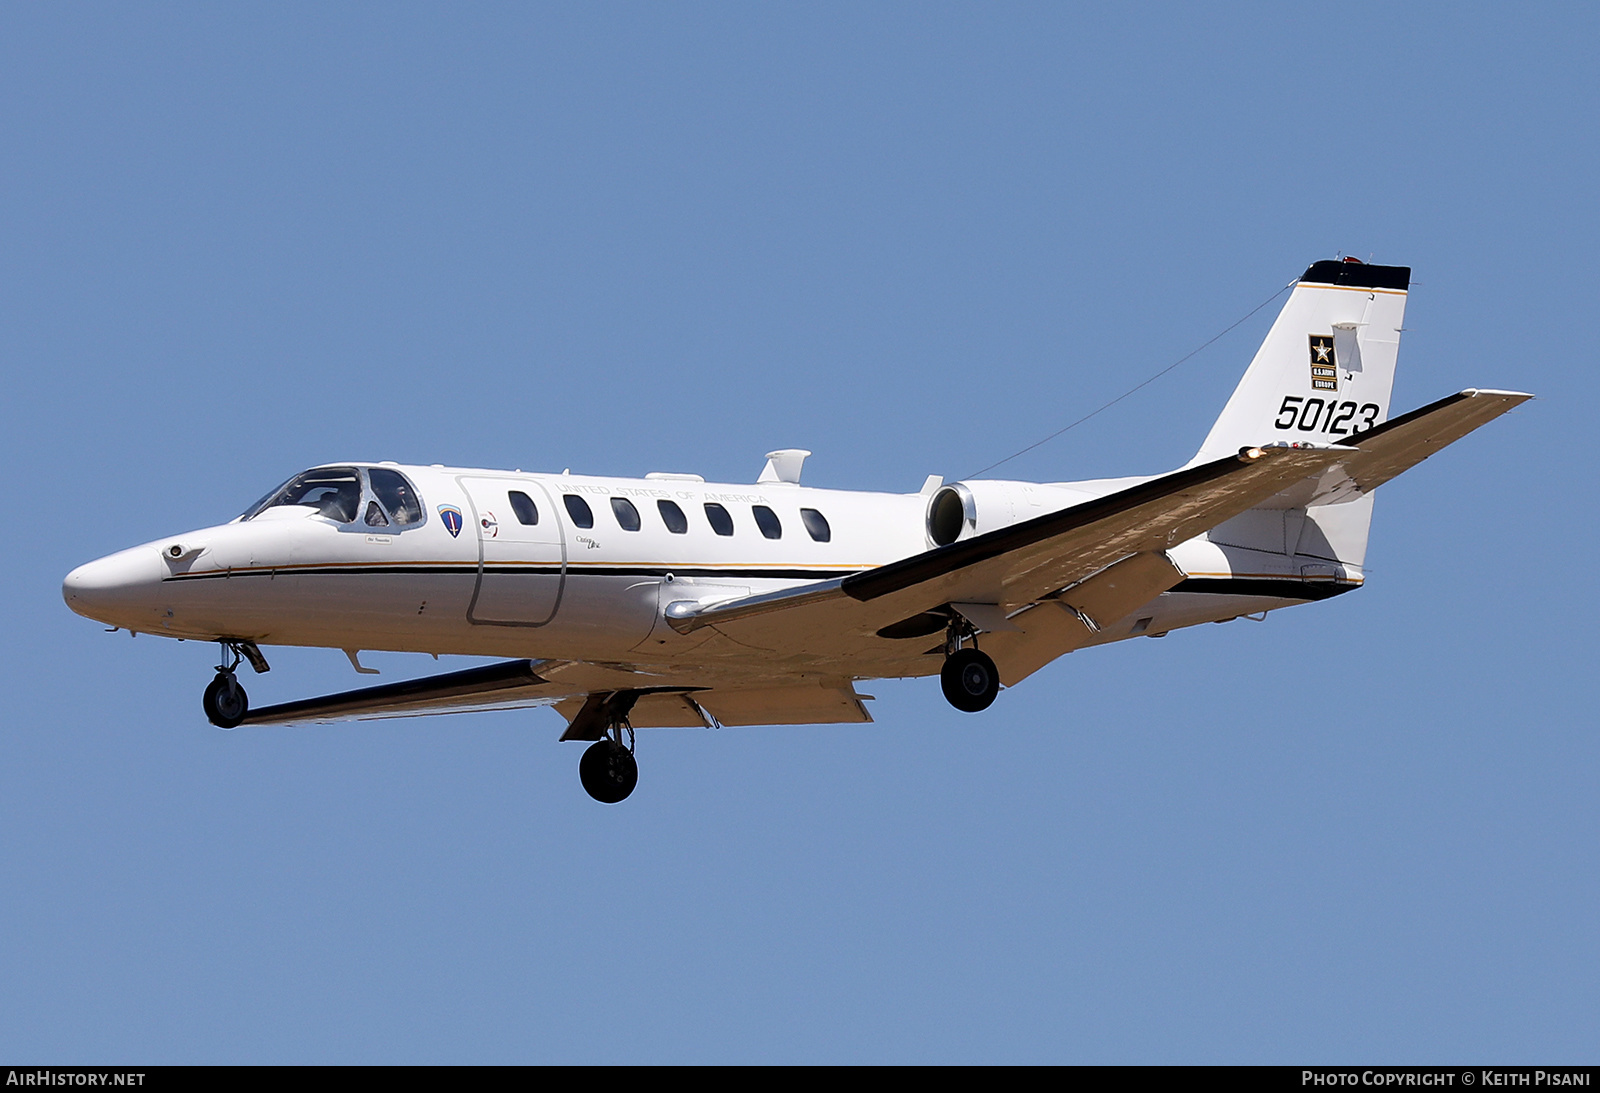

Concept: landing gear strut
[[939, 617, 999, 713], [579, 719, 638, 804], [202, 640, 268, 729]]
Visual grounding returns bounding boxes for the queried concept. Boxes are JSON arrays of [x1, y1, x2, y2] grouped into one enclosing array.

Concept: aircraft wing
[[239, 657, 875, 733], [240, 658, 587, 725], [670, 445, 1349, 645]]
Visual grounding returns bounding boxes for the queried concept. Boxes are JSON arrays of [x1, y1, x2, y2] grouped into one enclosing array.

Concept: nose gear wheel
[[201, 640, 265, 728]]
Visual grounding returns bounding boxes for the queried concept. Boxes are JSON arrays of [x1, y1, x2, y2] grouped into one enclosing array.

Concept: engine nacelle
[[925, 480, 1089, 546]]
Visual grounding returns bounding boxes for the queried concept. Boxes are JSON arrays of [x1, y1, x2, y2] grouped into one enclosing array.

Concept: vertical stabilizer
[[1195, 259, 1410, 575], [1194, 259, 1410, 463]]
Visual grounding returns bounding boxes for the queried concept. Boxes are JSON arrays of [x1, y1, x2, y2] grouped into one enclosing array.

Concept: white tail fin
[[1195, 259, 1410, 574], [1194, 259, 1410, 462]]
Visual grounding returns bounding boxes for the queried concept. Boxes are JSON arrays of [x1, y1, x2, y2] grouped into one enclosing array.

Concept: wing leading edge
[[240, 658, 573, 725]]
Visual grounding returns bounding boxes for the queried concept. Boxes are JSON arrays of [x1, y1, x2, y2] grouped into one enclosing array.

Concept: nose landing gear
[[939, 616, 1000, 713], [201, 640, 269, 729], [579, 720, 639, 804]]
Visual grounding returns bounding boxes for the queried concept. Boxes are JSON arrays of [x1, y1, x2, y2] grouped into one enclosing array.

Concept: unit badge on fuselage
[[1308, 334, 1339, 392], [438, 505, 464, 537]]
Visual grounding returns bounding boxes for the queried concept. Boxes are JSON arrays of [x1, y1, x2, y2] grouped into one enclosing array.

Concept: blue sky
[[2, 3, 1594, 1062]]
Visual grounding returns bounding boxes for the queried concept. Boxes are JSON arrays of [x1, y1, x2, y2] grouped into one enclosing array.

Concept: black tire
[[203, 673, 248, 728], [579, 740, 639, 804], [940, 648, 999, 713]]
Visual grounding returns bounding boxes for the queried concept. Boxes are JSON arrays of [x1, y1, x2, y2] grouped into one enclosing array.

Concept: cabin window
[[509, 491, 539, 525], [752, 505, 782, 540], [369, 468, 424, 526], [564, 494, 594, 529], [704, 502, 734, 537], [611, 497, 641, 532], [364, 501, 390, 527], [658, 499, 688, 534], [800, 508, 831, 542]]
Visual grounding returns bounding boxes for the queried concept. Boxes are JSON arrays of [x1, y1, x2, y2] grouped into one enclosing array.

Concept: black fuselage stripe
[[1170, 577, 1357, 601], [165, 570, 1357, 600], [164, 565, 861, 582]]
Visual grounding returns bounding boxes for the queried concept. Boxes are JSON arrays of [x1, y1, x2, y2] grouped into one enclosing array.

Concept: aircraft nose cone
[[62, 547, 167, 626]]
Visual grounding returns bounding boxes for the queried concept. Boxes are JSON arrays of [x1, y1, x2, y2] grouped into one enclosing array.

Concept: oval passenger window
[[703, 503, 734, 536], [563, 494, 594, 529], [800, 508, 830, 542], [658, 499, 688, 534], [611, 497, 641, 532], [752, 505, 782, 540], [509, 491, 539, 525]]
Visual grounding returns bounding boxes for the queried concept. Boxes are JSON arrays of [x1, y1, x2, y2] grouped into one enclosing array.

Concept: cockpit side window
[[369, 468, 424, 526], [364, 501, 390, 527], [248, 467, 362, 524]]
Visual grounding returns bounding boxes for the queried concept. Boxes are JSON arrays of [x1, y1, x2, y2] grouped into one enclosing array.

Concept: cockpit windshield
[[241, 466, 426, 528], [243, 467, 363, 523]]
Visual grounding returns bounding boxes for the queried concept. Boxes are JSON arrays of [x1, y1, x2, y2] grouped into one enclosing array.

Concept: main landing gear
[[939, 617, 1000, 713], [579, 719, 639, 804], [202, 640, 269, 729], [562, 691, 643, 803]]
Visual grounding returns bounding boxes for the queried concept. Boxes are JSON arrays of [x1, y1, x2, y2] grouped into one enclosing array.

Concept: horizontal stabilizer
[[1333, 388, 1532, 491], [1251, 389, 1533, 509]]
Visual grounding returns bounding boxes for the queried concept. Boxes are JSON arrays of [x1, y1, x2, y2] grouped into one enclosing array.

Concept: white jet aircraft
[[64, 258, 1529, 802]]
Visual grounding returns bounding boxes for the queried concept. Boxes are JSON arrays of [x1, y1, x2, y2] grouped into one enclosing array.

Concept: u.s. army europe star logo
[[1308, 333, 1338, 391]]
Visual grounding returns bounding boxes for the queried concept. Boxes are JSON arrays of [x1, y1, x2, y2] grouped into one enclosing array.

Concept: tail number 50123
[[1275, 396, 1379, 435]]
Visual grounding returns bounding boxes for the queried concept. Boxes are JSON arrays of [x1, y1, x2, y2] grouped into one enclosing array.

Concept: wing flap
[[555, 688, 715, 739], [552, 683, 871, 732], [695, 683, 874, 726], [984, 551, 1185, 685]]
